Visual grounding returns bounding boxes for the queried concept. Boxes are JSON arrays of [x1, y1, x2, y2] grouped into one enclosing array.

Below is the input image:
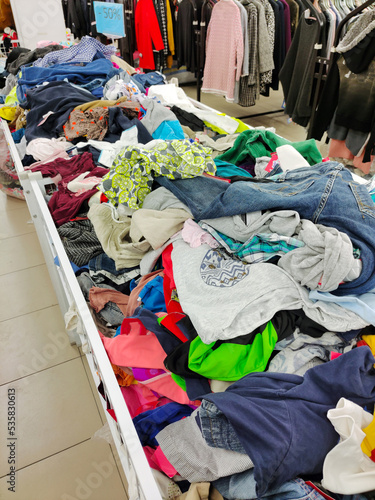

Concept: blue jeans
[[157, 162, 375, 295], [214, 472, 326, 500], [77, 272, 124, 326], [198, 400, 246, 454]]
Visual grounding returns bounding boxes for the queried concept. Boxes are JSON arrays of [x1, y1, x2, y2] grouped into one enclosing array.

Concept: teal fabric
[[214, 159, 253, 178], [152, 120, 185, 141], [200, 222, 305, 264]]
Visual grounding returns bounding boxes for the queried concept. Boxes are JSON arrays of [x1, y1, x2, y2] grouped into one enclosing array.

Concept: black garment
[[171, 105, 205, 131], [7, 45, 64, 75], [57, 218, 103, 267], [268, 0, 283, 90], [105, 107, 153, 144], [65, 0, 88, 38], [344, 28, 375, 74], [200, 0, 213, 69], [76, 144, 102, 164], [5, 47, 29, 72], [310, 31, 375, 162], [279, 16, 321, 127], [164, 309, 327, 380], [176, 0, 203, 73], [22, 81, 96, 142]]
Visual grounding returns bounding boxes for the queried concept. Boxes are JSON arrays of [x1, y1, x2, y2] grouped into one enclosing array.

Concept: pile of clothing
[[3, 34, 375, 500]]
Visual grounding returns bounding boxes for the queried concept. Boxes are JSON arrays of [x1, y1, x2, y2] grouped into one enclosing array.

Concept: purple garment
[[200, 346, 375, 497], [238, 161, 256, 177], [45, 153, 108, 226], [280, 0, 292, 53]]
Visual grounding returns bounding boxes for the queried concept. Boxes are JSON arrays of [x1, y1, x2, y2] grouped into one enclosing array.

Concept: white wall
[[10, 0, 67, 50]]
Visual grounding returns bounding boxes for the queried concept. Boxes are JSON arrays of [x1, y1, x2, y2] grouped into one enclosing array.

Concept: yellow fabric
[[166, 0, 175, 56], [233, 118, 251, 133], [0, 105, 16, 121], [361, 408, 375, 459], [363, 335, 375, 357], [9, 106, 27, 130], [5, 85, 18, 106], [167, 55, 174, 69], [75, 96, 130, 112], [203, 121, 228, 136]]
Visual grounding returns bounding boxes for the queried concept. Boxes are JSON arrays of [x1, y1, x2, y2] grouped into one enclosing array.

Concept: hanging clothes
[[309, 9, 375, 169], [279, 16, 321, 127], [176, 0, 203, 74], [201, 0, 244, 102], [135, 0, 165, 70]]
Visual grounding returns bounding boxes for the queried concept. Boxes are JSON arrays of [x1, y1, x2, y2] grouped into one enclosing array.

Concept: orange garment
[[328, 139, 374, 175], [89, 287, 129, 316], [111, 363, 136, 387], [0, 0, 15, 31]]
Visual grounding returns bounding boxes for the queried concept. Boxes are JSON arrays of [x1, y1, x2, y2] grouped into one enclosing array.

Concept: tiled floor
[[0, 90, 324, 500], [0, 191, 128, 499]]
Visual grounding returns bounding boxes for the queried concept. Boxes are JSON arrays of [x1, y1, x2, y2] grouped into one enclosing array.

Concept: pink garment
[[100, 319, 166, 369], [89, 287, 129, 316], [119, 384, 172, 418], [201, 0, 244, 101], [144, 446, 179, 478], [141, 372, 196, 405], [67, 172, 104, 193], [181, 219, 220, 249], [328, 139, 374, 174], [100, 319, 196, 405], [126, 269, 164, 317]]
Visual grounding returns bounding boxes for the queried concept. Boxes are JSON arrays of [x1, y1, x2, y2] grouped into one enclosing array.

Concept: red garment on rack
[[135, 0, 165, 70]]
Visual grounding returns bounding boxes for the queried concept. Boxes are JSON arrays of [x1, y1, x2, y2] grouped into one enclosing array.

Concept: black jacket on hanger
[[176, 0, 203, 73]]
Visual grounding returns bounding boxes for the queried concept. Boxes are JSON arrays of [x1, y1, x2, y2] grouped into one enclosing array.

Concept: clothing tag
[[314, 43, 323, 49], [38, 111, 55, 126]]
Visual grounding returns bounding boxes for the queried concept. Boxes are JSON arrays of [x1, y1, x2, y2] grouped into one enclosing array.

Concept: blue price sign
[[93, 1, 125, 37]]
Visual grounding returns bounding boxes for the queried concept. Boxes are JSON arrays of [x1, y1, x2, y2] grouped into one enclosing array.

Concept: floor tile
[[0, 438, 128, 500], [0, 191, 26, 214], [0, 232, 45, 276], [0, 358, 104, 475], [110, 442, 130, 496], [0, 305, 80, 385], [0, 265, 58, 322], [0, 207, 35, 240]]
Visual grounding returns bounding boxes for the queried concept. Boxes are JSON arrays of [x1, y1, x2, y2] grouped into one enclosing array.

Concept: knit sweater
[[202, 0, 244, 102]]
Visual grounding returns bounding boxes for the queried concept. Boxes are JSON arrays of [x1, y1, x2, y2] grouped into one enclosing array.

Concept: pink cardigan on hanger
[[201, 0, 244, 102]]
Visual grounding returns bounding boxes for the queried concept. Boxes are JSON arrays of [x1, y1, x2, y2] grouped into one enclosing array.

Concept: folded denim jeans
[[213, 473, 326, 500], [157, 162, 375, 295]]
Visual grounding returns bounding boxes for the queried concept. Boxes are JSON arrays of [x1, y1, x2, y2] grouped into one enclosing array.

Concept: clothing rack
[[306, 0, 375, 138], [334, 0, 375, 45], [195, 0, 284, 119]]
